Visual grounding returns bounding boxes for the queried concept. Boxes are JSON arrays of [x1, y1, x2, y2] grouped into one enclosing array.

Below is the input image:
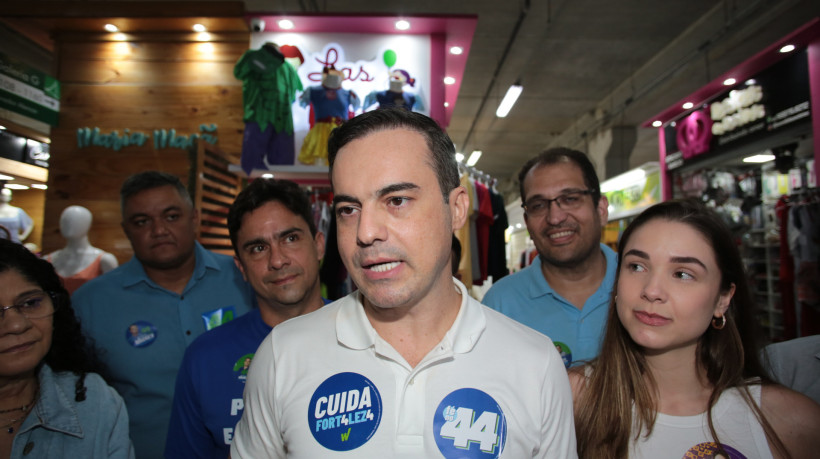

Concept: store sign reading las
[[76, 124, 218, 151]]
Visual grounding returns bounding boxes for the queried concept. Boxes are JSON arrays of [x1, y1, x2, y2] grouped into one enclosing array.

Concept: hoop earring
[[711, 315, 726, 330]]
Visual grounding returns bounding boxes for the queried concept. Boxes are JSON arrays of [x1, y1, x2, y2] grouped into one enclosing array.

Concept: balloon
[[383, 49, 397, 68]]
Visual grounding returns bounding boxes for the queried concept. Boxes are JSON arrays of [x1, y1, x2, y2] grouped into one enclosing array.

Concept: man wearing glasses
[[483, 148, 615, 368]]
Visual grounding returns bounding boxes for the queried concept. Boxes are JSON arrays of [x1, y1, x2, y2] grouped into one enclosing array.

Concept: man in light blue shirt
[[72, 171, 252, 459], [483, 148, 615, 367]]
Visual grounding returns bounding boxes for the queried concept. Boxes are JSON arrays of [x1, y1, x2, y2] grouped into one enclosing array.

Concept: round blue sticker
[[554, 341, 572, 368], [434, 388, 507, 458], [125, 321, 157, 348], [307, 372, 382, 451]]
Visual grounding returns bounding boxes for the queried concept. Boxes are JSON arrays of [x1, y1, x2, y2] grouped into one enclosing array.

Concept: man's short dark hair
[[120, 171, 192, 214], [227, 178, 316, 255], [327, 107, 460, 202], [517, 148, 602, 204]]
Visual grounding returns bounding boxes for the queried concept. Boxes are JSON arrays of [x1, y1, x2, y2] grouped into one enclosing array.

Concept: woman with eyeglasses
[[569, 200, 820, 458], [0, 239, 134, 458]]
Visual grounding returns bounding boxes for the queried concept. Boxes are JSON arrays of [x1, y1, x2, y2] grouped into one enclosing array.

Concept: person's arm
[[538, 343, 579, 458], [230, 332, 285, 458], [761, 383, 820, 458], [164, 348, 214, 459]]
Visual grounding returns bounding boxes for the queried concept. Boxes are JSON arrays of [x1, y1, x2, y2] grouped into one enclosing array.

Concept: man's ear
[[234, 256, 248, 282], [314, 231, 326, 261], [449, 186, 468, 232]]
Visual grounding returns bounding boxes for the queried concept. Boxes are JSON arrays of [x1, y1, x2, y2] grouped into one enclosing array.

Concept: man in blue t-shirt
[[72, 171, 253, 459], [483, 148, 616, 367], [165, 178, 328, 458]]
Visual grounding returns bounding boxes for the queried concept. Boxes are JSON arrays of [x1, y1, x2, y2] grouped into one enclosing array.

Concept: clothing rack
[[458, 162, 497, 189]]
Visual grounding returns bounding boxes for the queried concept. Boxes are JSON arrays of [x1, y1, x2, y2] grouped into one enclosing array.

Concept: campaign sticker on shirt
[[202, 306, 237, 331], [554, 341, 572, 368], [233, 353, 255, 381], [434, 388, 507, 458], [308, 372, 382, 451], [125, 321, 157, 348], [684, 442, 746, 459]]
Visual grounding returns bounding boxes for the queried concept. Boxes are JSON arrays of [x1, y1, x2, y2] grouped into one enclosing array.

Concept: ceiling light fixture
[[779, 44, 795, 53], [454, 152, 464, 162], [723, 78, 736, 86], [31, 184, 48, 190], [193, 24, 207, 32], [450, 46, 463, 55], [262, 173, 274, 178], [395, 20, 410, 31], [0, 125, 6, 130], [4, 184, 29, 190], [496, 81, 523, 118], [0, 174, 13, 180], [682, 102, 694, 110], [743, 154, 776, 163], [443, 76, 456, 85], [466, 150, 482, 167], [651, 120, 662, 128], [196, 32, 211, 42], [444, 102, 449, 107], [104, 24, 119, 32], [113, 33, 127, 41], [278, 19, 294, 30]]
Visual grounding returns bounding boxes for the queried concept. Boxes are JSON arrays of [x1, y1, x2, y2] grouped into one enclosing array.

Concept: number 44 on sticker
[[439, 406, 500, 453]]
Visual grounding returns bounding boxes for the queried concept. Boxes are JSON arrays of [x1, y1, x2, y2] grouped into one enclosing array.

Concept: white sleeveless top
[[629, 384, 773, 459]]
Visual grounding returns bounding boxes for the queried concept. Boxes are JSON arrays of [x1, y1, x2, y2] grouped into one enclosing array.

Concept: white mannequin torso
[[47, 206, 117, 277], [0, 189, 34, 242]]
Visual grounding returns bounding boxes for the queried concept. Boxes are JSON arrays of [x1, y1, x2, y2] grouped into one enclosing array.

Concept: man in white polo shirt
[[231, 108, 577, 458]]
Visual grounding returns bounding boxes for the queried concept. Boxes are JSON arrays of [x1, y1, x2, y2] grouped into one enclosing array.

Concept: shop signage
[[0, 51, 60, 126], [76, 124, 218, 151], [664, 50, 810, 170], [603, 170, 661, 220]]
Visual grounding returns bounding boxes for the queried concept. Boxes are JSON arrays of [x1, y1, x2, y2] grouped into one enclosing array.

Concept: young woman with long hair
[[570, 200, 820, 458]]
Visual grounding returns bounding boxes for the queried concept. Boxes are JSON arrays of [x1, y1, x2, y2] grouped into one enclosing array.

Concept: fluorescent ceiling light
[[261, 173, 274, 178], [0, 174, 13, 180], [600, 168, 646, 193], [4, 184, 29, 190], [192, 24, 206, 32], [723, 78, 736, 86], [443, 76, 456, 85], [779, 44, 795, 53], [278, 19, 294, 30], [496, 83, 523, 118], [0, 125, 6, 130], [395, 20, 410, 31], [682, 102, 694, 110], [651, 120, 662, 128], [454, 152, 465, 162], [466, 150, 482, 167], [449, 46, 463, 55], [104, 24, 119, 32], [31, 184, 48, 190], [743, 154, 775, 163]]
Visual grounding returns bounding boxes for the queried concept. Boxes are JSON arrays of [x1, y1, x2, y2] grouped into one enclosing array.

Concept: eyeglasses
[[0, 291, 60, 320], [521, 190, 594, 218]]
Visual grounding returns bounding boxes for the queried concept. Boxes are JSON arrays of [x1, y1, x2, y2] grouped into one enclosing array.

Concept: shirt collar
[[120, 241, 217, 289], [336, 278, 486, 355], [20, 364, 83, 438]]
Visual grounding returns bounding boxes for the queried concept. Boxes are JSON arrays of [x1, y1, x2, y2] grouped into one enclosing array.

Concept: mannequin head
[[322, 66, 344, 89], [60, 205, 93, 240], [389, 69, 415, 93], [0, 188, 11, 204]]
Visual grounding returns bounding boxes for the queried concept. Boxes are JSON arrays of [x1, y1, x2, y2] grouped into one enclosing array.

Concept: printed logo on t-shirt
[[684, 442, 745, 458], [554, 341, 572, 368], [434, 388, 507, 458], [125, 321, 157, 348], [308, 372, 382, 451], [201, 306, 237, 331], [232, 353, 255, 381]]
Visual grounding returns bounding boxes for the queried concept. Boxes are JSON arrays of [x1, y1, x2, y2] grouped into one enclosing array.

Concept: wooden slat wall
[[194, 142, 242, 256], [42, 31, 249, 262]]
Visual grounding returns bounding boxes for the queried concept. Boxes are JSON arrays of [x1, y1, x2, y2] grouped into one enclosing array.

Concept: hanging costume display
[[363, 69, 424, 112], [298, 66, 359, 166], [234, 43, 303, 174]]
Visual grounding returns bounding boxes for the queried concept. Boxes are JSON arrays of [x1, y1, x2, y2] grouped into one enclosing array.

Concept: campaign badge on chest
[[434, 388, 507, 458], [125, 321, 157, 348], [308, 372, 382, 451]]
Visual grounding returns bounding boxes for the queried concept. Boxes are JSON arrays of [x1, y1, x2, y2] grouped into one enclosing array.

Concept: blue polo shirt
[[482, 243, 617, 367], [72, 242, 253, 459]]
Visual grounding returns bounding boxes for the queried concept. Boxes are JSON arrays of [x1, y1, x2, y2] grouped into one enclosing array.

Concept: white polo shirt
[[231, 280, 577, 458]]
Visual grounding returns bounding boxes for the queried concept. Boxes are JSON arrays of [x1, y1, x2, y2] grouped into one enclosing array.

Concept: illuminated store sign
[[710, 85, 765, 136], [76, 124, 218, 151], [0, 51, 60, 126]]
